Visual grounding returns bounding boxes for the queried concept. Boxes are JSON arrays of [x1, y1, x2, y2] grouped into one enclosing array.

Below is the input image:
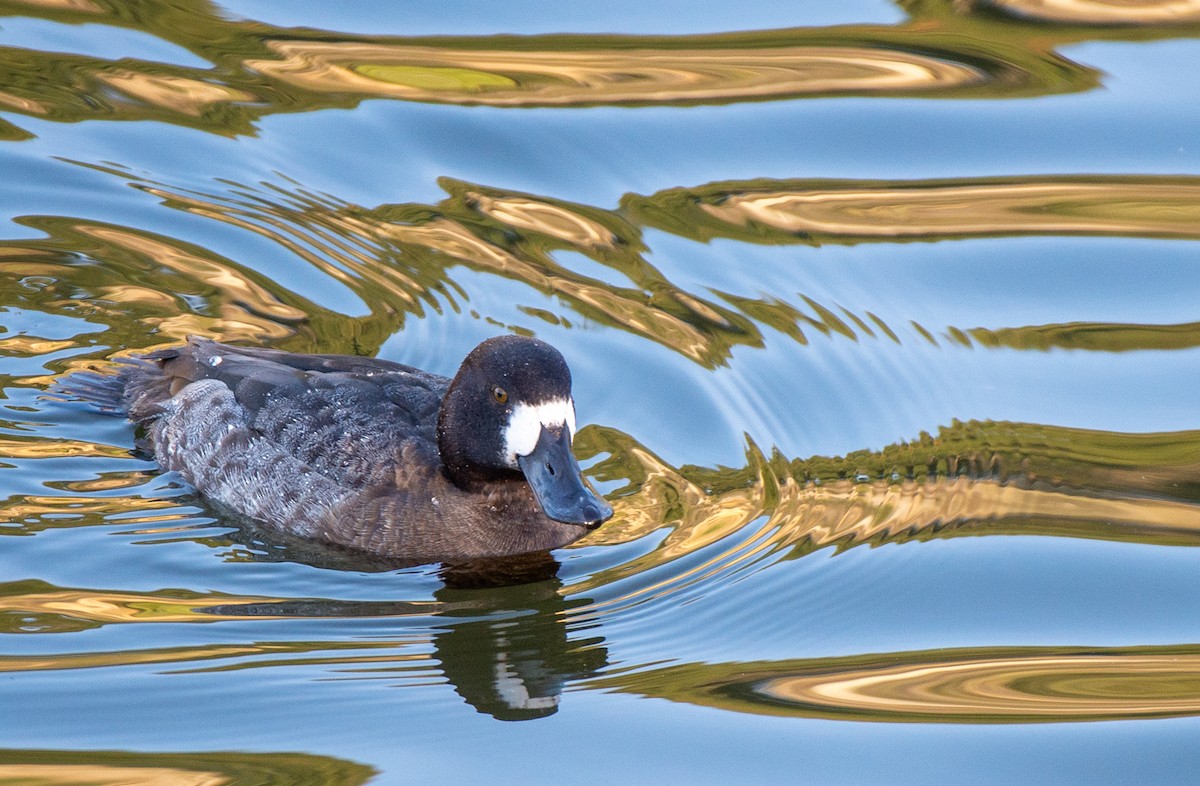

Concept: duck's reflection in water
[[208, 527, 607, 721], [432, 574, 607, 721]]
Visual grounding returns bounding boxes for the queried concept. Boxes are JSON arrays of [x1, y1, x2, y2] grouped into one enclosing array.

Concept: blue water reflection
[[217, 0, 907, 36], [0, 16, 211, 67]]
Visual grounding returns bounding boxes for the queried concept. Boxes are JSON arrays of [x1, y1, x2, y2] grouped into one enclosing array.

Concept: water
[[2, 0, 1200, 782]]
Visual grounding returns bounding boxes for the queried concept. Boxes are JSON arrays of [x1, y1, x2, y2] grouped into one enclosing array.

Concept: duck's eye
[[492, 386, 508, 404]]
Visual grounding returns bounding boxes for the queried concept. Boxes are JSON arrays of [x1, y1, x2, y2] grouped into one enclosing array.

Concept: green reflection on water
[[567, 419, 1200, 605], [355, 64, 518, 92], [6, 170, 1197, 379], [625, 176, 1200, 245], [0, 575, 606, 720], [0, 747, 375, 785], [0, 0, 1196, 137], [590, 643, 1200, 723]]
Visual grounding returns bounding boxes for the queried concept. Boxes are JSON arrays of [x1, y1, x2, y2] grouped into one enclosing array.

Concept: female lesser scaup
[[104, 335, 613, 562]]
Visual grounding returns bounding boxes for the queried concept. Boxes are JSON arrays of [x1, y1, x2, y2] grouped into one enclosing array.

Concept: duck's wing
[[153, 338, 429, 377], [133, 337, 449, 488], [145, 337, 442, 388]]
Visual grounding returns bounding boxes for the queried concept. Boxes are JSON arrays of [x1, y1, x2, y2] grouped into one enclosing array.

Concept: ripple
[[564, 420, 1200, 612], [9, 167, 1200, 651], [0, 493, 187, 534], [0, 435, 127, 459], [0, 577, 606, 720], [0, 581, 293, 630], [0, 576, 484, 636], [19, 167, 1193, 373], [464, 190, 626, 252], [249, 41, 985, 107], [0, 1, 1133, 137], [966, 320, 1200, 352], [93, 173, 756, 366], [93, 70, 253, 116], [986, 0, 1200, 25], [0, 747, 375, 786], [627, 176, 1200, 244], [593, 644, 1200, 722]]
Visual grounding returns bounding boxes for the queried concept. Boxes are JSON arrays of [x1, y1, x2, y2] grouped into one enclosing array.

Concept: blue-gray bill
[[517, 426, 613, 528]]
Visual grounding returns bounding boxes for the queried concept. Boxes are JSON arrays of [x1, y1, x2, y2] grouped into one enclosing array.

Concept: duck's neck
[[441, 464, 525, 493]]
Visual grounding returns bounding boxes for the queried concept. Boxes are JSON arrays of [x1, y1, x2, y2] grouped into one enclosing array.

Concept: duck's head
[[437, 335, 613, 529]]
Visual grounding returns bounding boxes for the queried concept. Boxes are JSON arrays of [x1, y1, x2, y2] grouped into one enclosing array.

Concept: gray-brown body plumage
[[109, 337, 607, 563]]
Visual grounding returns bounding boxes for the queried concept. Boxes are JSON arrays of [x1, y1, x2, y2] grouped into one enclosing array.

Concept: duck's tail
[[49, 356, 167, 419], [50, 367, 128, 415]]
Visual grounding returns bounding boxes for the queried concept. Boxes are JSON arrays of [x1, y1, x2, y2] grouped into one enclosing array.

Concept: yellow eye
[[492, 386, 508, 404]]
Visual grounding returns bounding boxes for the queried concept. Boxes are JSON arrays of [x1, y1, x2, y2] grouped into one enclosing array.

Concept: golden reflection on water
[[641, 177, 1200, 243], [248, 42, 984, 107], [0, 493, 183, 524], [0, 586, 287, 625], [1, 0, 1197, 140], [132, 179, 442, 310], [62, 170, 1197, 374], [3, 124, 1199, 676], [764, 652, 1200, 720], [0, 436, 128, 459], [467, 192, 620, 250], [93, 71, 255, 117], [124, 176, 743, 365], [0, 644, 269, 673], [0, 764, 226, 786], [97, 284, 183, 308], [0, 749, 375, 786], [3, 0, 1177, 139], [570, 421, 1200, 600], [0, 89, 48, 114], [9, 169, 1200, 377], [597, 644, 1200, 722], [46, 472, 155, 493], [2, 217, 322, 385], [600, 471, 1200, 558], [378, 217, 722, 361], [77, 226, 306, 325], [0, 336, 76, 355], [989, 0, 1200, 24]]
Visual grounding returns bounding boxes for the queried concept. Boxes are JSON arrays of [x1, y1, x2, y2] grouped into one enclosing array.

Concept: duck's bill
[[517, 425, 613, 528]]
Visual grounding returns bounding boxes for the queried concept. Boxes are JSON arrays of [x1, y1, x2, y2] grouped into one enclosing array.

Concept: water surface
[[2, 0, 1200, 783]]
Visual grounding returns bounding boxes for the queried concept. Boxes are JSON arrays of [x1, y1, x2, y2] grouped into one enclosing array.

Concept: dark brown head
[[436, 336, 612, 528]]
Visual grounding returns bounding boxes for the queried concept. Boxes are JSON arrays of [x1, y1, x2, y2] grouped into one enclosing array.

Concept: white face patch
[[502, 397, 575, 467]]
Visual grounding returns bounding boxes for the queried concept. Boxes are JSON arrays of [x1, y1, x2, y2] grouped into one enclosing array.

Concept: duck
[[99, 335, 613, 563]]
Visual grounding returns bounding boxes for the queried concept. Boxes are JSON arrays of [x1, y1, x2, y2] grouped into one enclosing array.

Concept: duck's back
[[128, 338, 450, 487], [115, 339, 474, 552]]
